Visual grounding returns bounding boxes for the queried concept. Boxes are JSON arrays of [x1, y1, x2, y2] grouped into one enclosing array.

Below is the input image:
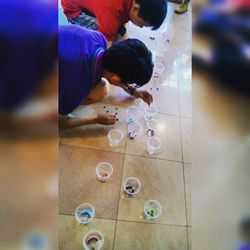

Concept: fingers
[[107, 115, 116, 125]]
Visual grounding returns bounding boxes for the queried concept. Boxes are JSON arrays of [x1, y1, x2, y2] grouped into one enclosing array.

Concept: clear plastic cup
[[144, 200, 162, 220], [127, 106, 139, 123], [22, 233, 48, 250], [147, 136, 161, 155], [83, 230, 104, 250], [123, 177, 141, 197], [96, 162, 113, 182], [153, 62, 165, 79], [146, 119, 159, 137], [108, 129, 123, 147], [144, 104, 158, 121], [75, 203, 95, 225], [127, 122, 142, 139]]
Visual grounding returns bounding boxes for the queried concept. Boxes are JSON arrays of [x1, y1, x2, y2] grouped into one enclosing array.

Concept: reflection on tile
[[114, 221, 188, 250], [59, 215, 115, 250], [184, 164, 191, 226], [181, 118, 192, 163], [59, 145, 124, 219], [118, 155, 186, 225], [126, 113, 182, 162], [59, 103, 127, 153]]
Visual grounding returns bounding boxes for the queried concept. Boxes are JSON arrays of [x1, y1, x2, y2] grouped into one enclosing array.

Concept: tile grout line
[[60, 142, 185, 165], [177, 63, 190, 248], [112, 132, 128, 250], [59, 213, 190, 228]]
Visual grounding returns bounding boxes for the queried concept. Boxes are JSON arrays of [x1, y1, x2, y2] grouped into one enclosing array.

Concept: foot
[[175, 2, 189, 14]]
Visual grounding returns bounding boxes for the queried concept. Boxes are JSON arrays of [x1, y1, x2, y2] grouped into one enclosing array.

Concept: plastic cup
[[127, 106, 139, 123], [22, 234, 48, 250], [146, 119, 159, 136], [144, 104, 158, 121], [147, 136, 161, 155], [83, 230, 104, 250], [96, 162, 113, 182], [123, 177, 141, 197], [75, 203, 95, 225], [153, 62, 165, 79], [127, 122, 142, 139], [108, 129, 123, 147], [144, 200, 162, 220]]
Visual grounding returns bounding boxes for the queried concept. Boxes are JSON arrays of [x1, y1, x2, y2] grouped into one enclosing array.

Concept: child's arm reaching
[[122, 85, 153, 106], [59, 114, 116, 129]]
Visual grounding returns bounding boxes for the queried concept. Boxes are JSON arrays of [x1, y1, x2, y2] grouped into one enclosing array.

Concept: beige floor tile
[[59, 103, 127, 153], [184, 164, 191, 226], [114, 221, 188, 250], [187, 227, 192, 250], [181, 118, 192, 163], [118, 155, 186, 225], [126, 113, 182, 162], [59, 215, 115, 250], [59, 145, 124, 219]]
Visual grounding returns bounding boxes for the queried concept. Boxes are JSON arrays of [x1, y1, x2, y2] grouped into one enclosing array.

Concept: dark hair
[[102, 39, 153, 87], [136, 0, 167, 30]]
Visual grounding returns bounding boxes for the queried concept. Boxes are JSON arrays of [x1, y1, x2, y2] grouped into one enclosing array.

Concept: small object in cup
[[103, 106, 106, 109], [106, 110, 109, 113], [22, 233, 48, 250], [147, 136, 161, 155], [96, 162, 113, 182], [123, 177, 141, 197], [146, 119, 159, 136], [127, 122, 142, 140], [147, 129, 155, 137], [144, 200, 162, 220], [75, 203, 95, 224], [144, 104, 158, 121], [83, 230, 104, 250], [127, 106, 139, 123], [108, 129, 123, 147], [116, 118, 119, 122]]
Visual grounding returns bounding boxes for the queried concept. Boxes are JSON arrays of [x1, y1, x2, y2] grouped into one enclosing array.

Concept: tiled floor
[[59, 2, 191, 249]]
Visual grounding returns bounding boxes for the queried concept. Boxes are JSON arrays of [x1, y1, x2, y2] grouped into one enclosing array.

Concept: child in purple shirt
[[59, 25, 154, 129]]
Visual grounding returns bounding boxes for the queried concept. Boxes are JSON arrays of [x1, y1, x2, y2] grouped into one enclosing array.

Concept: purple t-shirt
[[59, 25, 107, 115]]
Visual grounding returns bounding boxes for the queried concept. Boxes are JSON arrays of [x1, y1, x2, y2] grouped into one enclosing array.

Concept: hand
[[95, 114, 116, 125], [134, 90, 153, 106]]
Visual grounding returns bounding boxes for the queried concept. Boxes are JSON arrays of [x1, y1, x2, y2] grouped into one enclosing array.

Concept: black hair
[[135, 0, 167, 30], [102, 39, 153, 87]]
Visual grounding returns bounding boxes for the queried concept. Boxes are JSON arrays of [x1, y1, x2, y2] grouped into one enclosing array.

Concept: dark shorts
[[69, 11, 98, 30], [69, 11, 127, 37]]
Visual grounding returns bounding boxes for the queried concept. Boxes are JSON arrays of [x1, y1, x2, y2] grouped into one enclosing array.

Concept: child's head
[[102, 39, 153, 88], [129, 0, 167, 30]]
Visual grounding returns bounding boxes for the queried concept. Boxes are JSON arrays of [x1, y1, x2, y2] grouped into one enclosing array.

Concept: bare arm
[[59, 114, 116, 130]]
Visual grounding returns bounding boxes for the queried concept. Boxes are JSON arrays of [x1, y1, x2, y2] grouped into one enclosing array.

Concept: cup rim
[[123, 177, 141, 195], [146, 119, 159, 131], [144, 104, 158, 116], [75, 203, 95, 224], [128, 122, 142, 134], [144, 199, 162, 219], [83, 230, 104, 250], [108, 129, 123, 143], [154, 62, 165, 71], [96, 162, 113, 180], [147, 136, 161, 150]]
